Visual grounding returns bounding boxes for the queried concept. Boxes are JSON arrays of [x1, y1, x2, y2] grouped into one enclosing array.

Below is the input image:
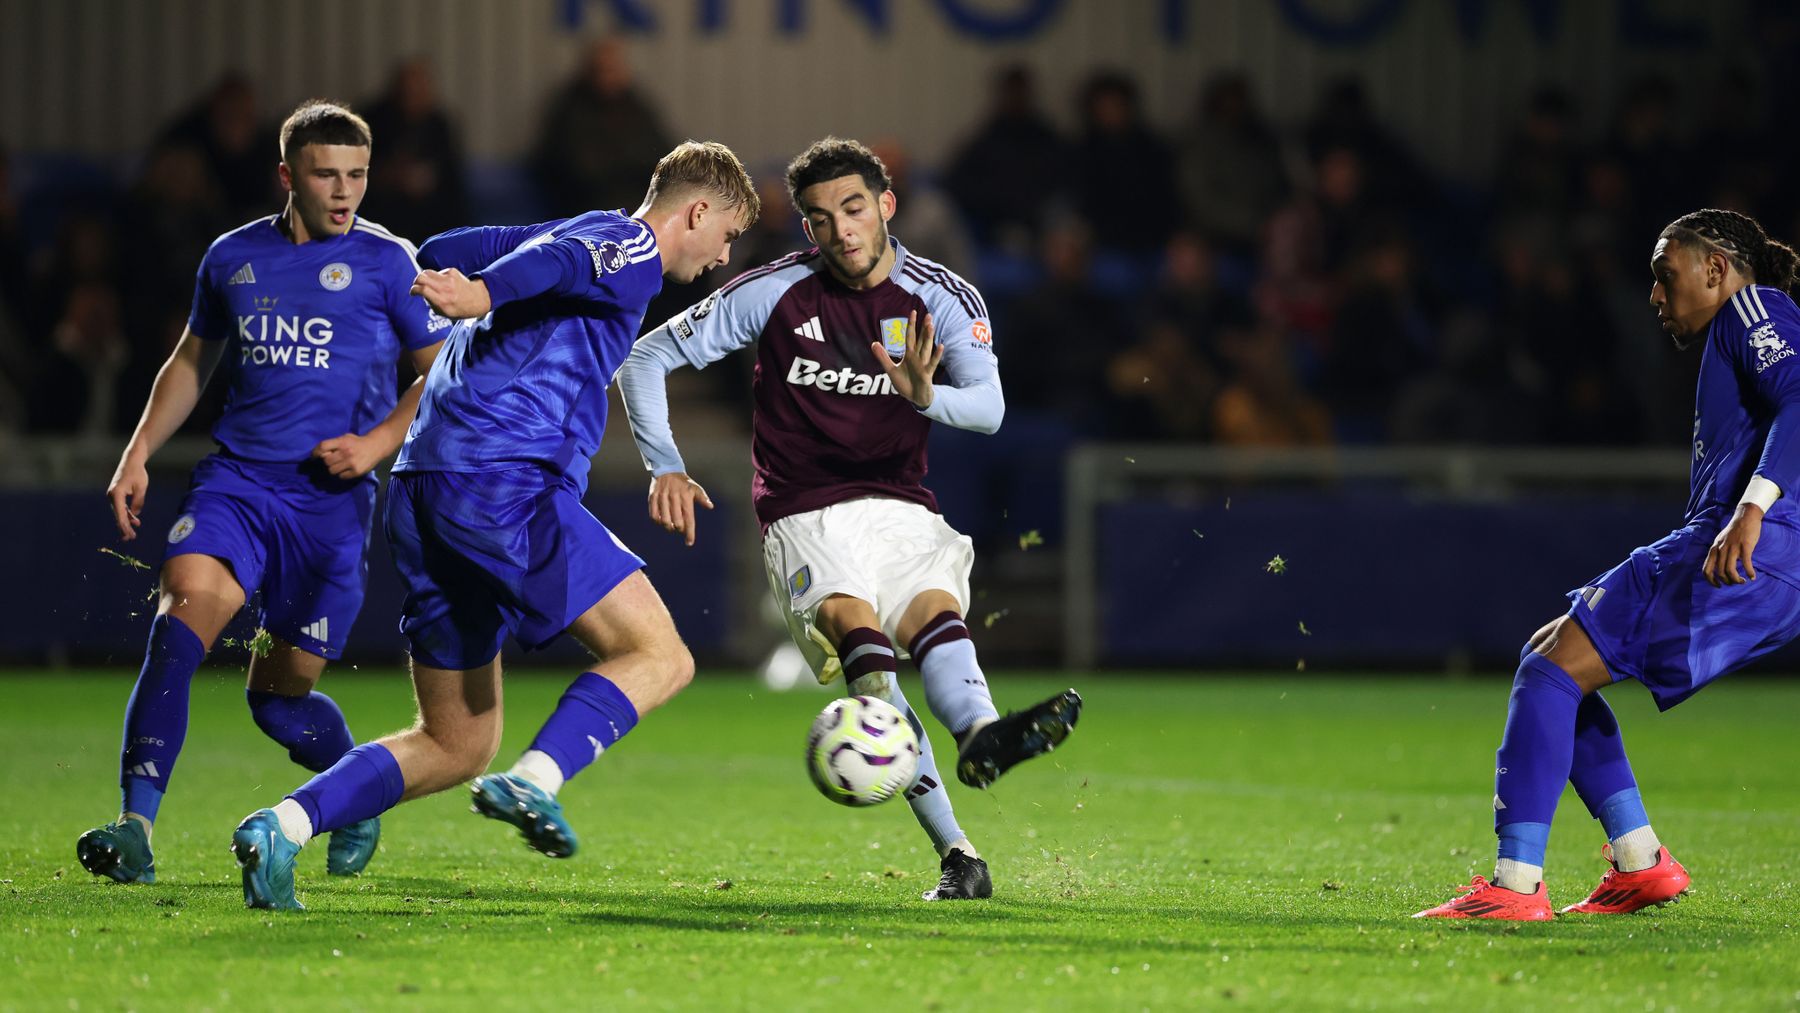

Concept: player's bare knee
[[658, 641, 696, 693]]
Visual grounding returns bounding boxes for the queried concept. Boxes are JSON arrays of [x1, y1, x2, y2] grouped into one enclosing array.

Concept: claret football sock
[[246, 689, 357, 772], [907, 612, 998, 739], [524, 672, 640, 786], [1492, 653, 1583, 893], [118, 614, 207, 824]]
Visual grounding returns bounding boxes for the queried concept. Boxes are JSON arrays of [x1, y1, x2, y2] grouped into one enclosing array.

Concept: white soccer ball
[[806, 696, 920, 807]]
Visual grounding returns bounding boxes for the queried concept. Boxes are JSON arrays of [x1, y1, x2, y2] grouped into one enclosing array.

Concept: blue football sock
[[1493, 653, 1584, 869], [1566, 690, 1648, 837], [247, 690, 357, 773], [118, 614, 207, 823], [526, 672, 640, 784], [287, 743, 405, 836]]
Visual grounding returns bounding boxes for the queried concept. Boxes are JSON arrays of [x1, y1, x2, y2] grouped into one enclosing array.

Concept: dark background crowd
[[3, 36, 1793, 465]]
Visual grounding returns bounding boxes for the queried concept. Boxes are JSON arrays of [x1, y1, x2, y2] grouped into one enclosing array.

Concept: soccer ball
[[806, 696, 920, 807]]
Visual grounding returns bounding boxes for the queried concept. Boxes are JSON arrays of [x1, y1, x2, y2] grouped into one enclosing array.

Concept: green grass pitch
[[3, 670, 1799, 1010]]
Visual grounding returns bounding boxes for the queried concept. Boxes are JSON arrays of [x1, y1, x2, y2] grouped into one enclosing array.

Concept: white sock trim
[[272, 798, 313, 847], [1493, 858, 1542, 893], [1611, 825, 1662, 872], [510, 750, 566, 797]]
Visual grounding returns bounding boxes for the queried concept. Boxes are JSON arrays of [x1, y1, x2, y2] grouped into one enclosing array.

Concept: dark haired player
[[79, 101, 445, 885], [616, 137, 1081, 902], [1418, 209, 1800, 919], [230, 141, 759, 910]]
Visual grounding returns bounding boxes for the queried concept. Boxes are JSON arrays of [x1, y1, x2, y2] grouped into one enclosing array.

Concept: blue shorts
[[162, 454, 375, 659], [1565, 521, 1800, 710], [384, 468, 645, 670]]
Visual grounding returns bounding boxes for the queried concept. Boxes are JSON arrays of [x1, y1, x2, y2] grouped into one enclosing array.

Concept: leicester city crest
[[880, 317, 909, 357], [168, 514, 196, 544], [319, 262, 352, 291], [789, 565, 812, 599]]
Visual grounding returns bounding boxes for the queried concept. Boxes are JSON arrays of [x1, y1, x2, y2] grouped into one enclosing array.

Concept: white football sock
[[272, 798, 314, 847], [510, 750, 566, 797], [1492, 858, 1542, 893], [945, 839, 980, 860], [1611, 825, 1662, 872]]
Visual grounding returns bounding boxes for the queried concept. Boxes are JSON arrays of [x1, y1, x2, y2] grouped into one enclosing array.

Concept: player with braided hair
[[1417, 209, 1800, 920]]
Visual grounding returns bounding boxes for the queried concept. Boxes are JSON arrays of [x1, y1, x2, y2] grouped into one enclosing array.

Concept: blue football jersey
[[187, 215, 446, 463], [395, 210, 664, 491], [1688, 284, 1800, 526]]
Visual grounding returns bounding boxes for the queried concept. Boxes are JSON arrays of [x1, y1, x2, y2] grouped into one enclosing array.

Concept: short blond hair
[[646, 140, 759, 226]]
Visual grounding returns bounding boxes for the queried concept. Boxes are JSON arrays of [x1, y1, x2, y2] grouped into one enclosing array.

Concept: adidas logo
[[128, 761, 161, 779], [301, 617, 329, 642], [793, 316, 824, 342], [228, 263, 257, 285]]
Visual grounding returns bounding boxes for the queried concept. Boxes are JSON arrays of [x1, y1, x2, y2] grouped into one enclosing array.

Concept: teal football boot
[[325, 816, 380, 876], [76, 819, 155, 884], [469, 773, 578, 858], [231, 809, 304, 910]]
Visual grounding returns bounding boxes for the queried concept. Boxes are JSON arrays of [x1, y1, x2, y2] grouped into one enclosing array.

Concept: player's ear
[[879, 189, 896, 223], [801, 217, 816, 244], [687, 198, 709, 231], [277, 161, 293, 194]]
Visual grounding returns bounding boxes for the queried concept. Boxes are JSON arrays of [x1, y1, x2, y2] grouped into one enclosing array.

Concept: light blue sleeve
[[897, 270, 1004, 434], [615, 263, 799, 474], [615, 328, 695, 476]]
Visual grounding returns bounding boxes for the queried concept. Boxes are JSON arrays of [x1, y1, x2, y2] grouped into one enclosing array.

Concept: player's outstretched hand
[[1704, 503, 1763, 587], [411, 268, 492, 320], [649, 472, 714, 547], [313, 433, 386, 480], [870, 310, 943, 409], [106, 455, 148, 541]]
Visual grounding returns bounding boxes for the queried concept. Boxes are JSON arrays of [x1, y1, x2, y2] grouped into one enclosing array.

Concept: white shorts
[[761, 496, 974, 684]]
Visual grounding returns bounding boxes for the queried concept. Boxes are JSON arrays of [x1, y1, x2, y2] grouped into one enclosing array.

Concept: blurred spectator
[[1389, 311, 1543, 444], [1319, 229, 1433, 442], [115, 144, 233, 418], [1176, 72, 1287, 255], [1071, 71, 1177, 254], [1212, 322, 1332, 447], [999, 218, 1118, 435], [25, 213, 127, 433], [30, 282, 128, 434], [532, 38, 671, 214], [155, 71, 277, 220], [736, 172, 808, 268], [943, 64, 1067, 253], [1490, 222, 1638, 445], [1496, 87, 1583, 222], [869, 138, 975, 282], [1604, 75, 1688, 241], [1302, 76, 1431, 214], [1258, 145, 1377, 342], [0, 145, 27, 432], [1105, 317, 1219, 441], [360, 57, 470, 243]]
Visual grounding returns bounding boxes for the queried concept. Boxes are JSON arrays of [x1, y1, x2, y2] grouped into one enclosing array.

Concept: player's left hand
[[648, 471, 715, 547], [1704, 503, 1764, 587], [313, 433, 385, 480], [870, 310, 943, 410], [411, 268, 492, 320]]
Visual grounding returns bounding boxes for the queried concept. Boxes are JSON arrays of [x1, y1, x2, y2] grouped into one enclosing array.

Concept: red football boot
[[1413, 874, 1555, 920], [1560, 844, 1690, 914]]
